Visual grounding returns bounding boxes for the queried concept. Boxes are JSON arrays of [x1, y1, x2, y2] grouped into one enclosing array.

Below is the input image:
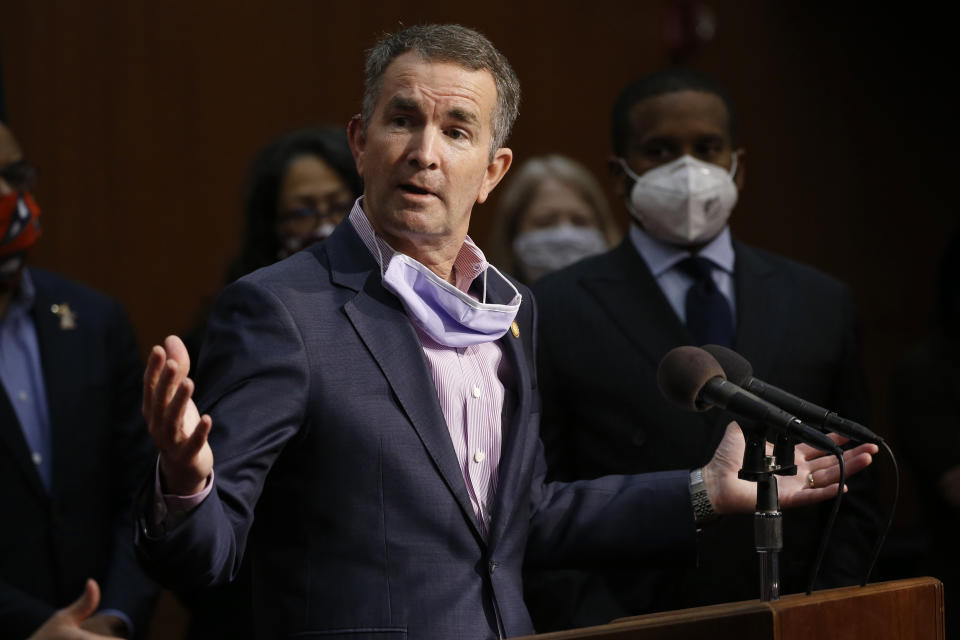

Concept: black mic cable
[[807, 452, 844, 595], [702, 344, 898, 590], [862, 439, 898, 586], [657, 346, 847, 599]]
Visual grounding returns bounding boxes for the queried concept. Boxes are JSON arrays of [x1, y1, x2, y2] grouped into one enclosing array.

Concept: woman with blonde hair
[[487, 154, 620, 284]]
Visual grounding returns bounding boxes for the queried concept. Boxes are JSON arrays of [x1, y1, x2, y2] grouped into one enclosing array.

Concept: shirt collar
[[0, 267, 35, 326], [629, 223, 735, 276], [348, 197, 488, 294], [11, 267, 35, 310]]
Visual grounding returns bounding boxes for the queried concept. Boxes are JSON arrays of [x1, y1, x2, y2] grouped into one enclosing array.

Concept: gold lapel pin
[[50, 303, 77, 330], [510, 321, 520, 338]]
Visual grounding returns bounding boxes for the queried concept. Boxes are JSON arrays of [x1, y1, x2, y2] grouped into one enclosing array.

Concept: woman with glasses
[[179, 128, 360, 639], [229, 126, 362, 281]]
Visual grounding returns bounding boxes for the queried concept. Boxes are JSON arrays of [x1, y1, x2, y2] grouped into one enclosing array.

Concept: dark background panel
[[0, 1, 954, 634]]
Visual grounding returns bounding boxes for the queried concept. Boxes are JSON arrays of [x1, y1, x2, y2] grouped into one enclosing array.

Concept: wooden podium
[[512, 577, 943, 640]]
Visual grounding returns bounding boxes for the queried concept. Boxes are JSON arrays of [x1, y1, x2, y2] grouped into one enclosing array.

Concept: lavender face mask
[[381, 253, 521, 348]]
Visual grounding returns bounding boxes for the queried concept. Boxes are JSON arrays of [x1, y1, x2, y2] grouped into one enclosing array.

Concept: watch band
[[690, 467, 717, 525]]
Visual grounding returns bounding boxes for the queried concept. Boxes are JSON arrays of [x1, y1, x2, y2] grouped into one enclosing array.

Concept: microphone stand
[[737, 424, 796, 601]]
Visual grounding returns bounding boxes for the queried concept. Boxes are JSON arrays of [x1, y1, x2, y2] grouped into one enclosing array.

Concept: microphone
[[657, 346, 841, 454], [701, 344, 883, 445]]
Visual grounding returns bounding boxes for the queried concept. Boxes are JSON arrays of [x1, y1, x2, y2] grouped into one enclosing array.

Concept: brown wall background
[[1, 0, 954, 633]]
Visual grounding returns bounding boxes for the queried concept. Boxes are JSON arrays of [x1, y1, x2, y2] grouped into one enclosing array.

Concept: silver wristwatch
[[689, 467, 717, 525]]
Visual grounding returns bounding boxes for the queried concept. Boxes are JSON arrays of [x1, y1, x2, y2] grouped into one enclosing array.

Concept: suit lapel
[[31, 271, 85, 496], [0, 270, 63, 500], [484, 276, 532, 548], [326, 225, 483, 540], [732, 241, 783, 379], [580, 239, 693, 367], [577, 239, 725, 436]]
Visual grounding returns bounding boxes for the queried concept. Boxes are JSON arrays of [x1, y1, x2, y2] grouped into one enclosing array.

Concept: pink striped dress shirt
[[156, 200, 513, 539], [349, 199, 511, 536]]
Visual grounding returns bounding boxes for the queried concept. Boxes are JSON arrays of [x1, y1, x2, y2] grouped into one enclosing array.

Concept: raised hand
[[703, 422, 878, 515], [143, 335, 213, 495], [28, 579, 120, 639]]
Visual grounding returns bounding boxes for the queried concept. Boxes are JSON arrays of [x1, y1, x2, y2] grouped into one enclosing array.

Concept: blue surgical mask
[[380, 251, 521, 348]]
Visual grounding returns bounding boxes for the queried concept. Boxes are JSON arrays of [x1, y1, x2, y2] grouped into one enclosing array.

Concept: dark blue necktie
[[677, 255, 734, 347]]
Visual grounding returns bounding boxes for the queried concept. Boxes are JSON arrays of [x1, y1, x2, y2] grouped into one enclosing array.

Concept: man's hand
[[28, 579, 120, 639], [702, 422, 879, 515], [79, 614, 127, 638], [143, 335, 213, 495]]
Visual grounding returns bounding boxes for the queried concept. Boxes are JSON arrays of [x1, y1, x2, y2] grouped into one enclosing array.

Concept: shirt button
[[472, 386, 481, 398], [474, 451, 486, 463], [32, 452, 42, 465], [18, 390, 28, 402]]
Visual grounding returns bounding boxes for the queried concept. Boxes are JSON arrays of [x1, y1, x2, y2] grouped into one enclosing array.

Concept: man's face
[[0, 122, 41, 295], [348, 52, 512, 257], [614, 89, 744, 197]]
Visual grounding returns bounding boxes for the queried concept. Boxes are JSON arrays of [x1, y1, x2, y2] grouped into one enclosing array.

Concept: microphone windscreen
[[702, 344, 753, 385], [657, 346, 726, 411]]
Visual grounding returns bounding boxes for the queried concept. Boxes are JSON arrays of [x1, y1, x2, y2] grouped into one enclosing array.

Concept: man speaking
[[134, 25, 875, 640]]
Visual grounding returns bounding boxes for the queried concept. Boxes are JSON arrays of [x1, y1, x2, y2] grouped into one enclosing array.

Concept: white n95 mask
[[620, 154, 738, 247]]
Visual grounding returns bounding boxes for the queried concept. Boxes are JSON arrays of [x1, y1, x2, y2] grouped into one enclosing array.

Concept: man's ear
[[608, 155, 628, 198], [733, 148, 746, 191], [347, 115, 366, 177], [477, 147, 513, 204]]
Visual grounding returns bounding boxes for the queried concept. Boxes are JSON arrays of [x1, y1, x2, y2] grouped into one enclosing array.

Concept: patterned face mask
[[0, 191, 42, 289]]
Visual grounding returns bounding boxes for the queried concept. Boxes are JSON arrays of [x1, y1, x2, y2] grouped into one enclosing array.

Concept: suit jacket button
[[631, 430, 646, 446]]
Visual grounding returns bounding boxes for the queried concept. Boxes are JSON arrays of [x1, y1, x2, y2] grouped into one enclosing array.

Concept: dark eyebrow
[[384, 95, 479, 127], [386, 96, 420, 112], [695, 133, 727, 144], [636, 135, 677, 149], [447, 107, 479, 126]]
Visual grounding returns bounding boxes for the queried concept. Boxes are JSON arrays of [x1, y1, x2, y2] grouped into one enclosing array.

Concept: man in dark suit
[[528, 70, 879, 629], [134, 28, 876, 640], [0, 120, 157, 638]]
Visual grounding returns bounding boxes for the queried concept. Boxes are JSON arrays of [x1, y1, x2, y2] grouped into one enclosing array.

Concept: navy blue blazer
[[528, 237, 879, 627], [0, 268, 157, 639], [135, 222, 697, 640]]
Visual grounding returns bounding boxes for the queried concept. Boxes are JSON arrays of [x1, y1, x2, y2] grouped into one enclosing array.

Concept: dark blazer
[[528, 237, 879, 628], [0, 268, 157, 639], [135, 222, 699, 640]]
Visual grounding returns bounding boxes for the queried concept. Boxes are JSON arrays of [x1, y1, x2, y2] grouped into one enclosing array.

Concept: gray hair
[[362, 24, 521, 154]]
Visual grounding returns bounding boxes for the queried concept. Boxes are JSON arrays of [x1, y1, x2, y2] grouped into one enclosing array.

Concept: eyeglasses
[[0, 160, 38, 192], [277, 200, 353, 225]]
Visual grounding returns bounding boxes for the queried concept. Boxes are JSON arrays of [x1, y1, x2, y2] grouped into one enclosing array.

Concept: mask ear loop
[[729, 152, 739, 180], [617, 158, 644, 222], [482, 262, 522, 306], [617, 157, 643, 183]]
